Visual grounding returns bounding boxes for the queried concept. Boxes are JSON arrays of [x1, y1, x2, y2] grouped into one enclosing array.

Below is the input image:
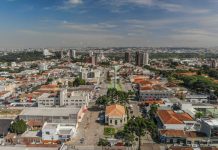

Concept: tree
[[125, 117, 147, 150], [9, 119, 27, 134], [73, 77, 86, 87], [46, 78, 53, 84], [195, 111, 204, 119], [96, 95, 110, 108], [98, 138, 111, 147], [149, 104, 158, 118]]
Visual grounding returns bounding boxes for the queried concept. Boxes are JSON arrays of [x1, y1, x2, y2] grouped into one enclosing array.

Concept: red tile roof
[[157, 110, 193, 124], [106, 104, 126, 117]]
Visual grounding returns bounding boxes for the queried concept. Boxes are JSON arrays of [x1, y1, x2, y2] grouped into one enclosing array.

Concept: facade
[[143, 52, 149, 66], [185, 95, 208, 104], [37, 89, 90, 108], [200, 119, 218, 143], [105, 104, 127, 126], [19, 107, 84, 125], [124, 52, 131, 63], [42, 122, 76, 144], [140, 89, 173, 100]]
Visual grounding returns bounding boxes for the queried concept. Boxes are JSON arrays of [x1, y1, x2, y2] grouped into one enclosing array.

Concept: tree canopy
[[9, 119, 27, 134]]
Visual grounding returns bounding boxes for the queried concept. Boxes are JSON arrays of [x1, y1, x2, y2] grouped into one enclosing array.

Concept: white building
[[200, 119, 218, 143], [43, 49, 53, 57], [38, 63, 48, 71], [42, 122, 76, 144], [80, 68, 101, 84], [37, 88, 90, 108], [185, 94, 208, 104]]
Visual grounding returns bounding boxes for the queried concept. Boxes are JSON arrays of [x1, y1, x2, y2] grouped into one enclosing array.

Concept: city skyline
[[1, 0, 218, 48]]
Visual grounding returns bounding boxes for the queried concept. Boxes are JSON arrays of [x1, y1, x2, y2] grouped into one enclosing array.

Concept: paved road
[[67, 109, 104, 146]]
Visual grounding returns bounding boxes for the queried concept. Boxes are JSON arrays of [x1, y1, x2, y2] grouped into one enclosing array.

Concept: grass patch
[[104, 127, 116, 137]]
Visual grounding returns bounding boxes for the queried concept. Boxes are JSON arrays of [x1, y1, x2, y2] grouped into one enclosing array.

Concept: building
[[37, 89, 90, 108], [70, 50, 76, 58], [80, 68, 101, 84], [38, 63, 48, 71], [135, 51, 141, 66], [157, 109, 195, 130], [143, 52, 149, 66], [135, 51, 149, 66], [159, 130, 207, 145], [211, 59, 217, 68], [105, 104, 127, 126], [43, 49, 53, 57], [200, 119, 218, 143], [185, 95, 208, 104], [124, 52, 131, 63], [19, 107, 84, 126], [42, 122, 76, 144]]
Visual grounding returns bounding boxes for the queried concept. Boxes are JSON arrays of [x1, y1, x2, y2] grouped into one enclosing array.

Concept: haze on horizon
[[1, 0, 218, 48]]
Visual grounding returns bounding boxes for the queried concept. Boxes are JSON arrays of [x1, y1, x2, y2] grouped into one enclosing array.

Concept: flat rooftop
[[19, 107, 80, 117], [203, 119, 218, 126]]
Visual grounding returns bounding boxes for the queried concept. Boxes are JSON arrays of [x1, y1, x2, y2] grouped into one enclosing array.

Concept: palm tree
[[195, 111, 204, 119]]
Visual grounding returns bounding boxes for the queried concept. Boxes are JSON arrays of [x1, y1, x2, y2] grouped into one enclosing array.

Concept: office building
[[124, 52, 131, 63]]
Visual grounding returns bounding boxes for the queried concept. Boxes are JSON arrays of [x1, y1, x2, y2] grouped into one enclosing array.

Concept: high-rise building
[[89, 51, 94, 57], [143, 52, 149, 66], [135, 51, 141, 66], [124, 52, 131, 63], [135, 51, 149, 66], [70, 50, 76, 58], [211, 59, 217, 68]]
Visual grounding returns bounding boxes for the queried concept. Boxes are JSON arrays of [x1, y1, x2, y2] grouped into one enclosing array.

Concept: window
[[115, 120, 117, 125], [46, 132, 50, 135], [110, 120, 112, 124], [120, 119, 122, 123]]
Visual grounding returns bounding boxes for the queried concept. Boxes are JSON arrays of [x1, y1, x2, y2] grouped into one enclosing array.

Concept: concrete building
[[42, 122, 76, 144], [37, 89, 90, 108], [80, 68, 101, 84], [43, 49, 53, 57], [19, 107, 84, 125], [38, 63, 48, 71], [185, 95, 208, 104], [105, 104, 127, 126], [143, 52, 149, 66], [124, 52, 131, 63], [200, 119, 218, 143]]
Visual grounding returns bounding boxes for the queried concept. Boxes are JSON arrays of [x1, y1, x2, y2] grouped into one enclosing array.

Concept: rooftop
[[106, 104, 126, 117], [19, 107, 80, 117], [157, 110, 193, 124]]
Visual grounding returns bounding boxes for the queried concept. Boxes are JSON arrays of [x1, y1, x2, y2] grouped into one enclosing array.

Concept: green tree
[[125, 117, 147, 150], [73, 77, 86, 87], [96, 95, 110, 108], [97, 138, 111, 147], [149, 104, 158, 118], [195, 111, 204, 119], [9, 119, 27, 134]]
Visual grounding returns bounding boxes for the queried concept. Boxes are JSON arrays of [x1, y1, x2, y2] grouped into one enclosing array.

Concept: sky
[[1, 0, 218, 48]]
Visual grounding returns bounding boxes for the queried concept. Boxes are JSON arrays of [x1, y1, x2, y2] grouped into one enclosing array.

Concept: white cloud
[[68, 0, 83, 5], [58, 0, 83, 10]]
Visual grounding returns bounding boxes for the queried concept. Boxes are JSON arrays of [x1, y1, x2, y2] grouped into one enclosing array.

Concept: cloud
[[102, 0, 210, 14], [61, 22, 117, 32], [57, 0, 83, 10]]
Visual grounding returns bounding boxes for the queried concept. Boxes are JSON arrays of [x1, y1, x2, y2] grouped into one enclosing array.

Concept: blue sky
[[1, 0, 218, 48]]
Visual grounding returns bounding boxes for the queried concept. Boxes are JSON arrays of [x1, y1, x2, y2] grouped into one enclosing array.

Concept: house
[[157, 110, 195, 130], [105, 104, 127, 126], [159, 129, 207, 145], [20, 130, 41, 145], [200, 119, 218, 144], [42, 122, 76, 144]]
